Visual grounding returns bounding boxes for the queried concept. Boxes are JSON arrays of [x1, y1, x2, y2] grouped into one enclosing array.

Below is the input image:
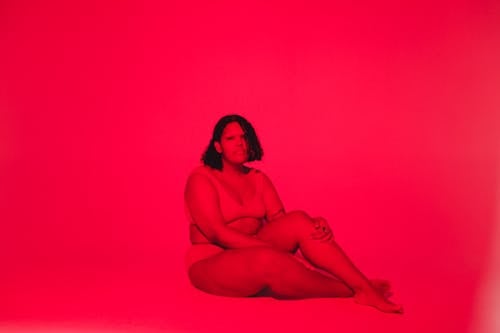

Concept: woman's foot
[[369, 279, 393, 298], [354, 288, 403, 314]]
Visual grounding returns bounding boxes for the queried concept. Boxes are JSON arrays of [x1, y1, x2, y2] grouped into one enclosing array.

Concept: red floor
[[3, 226, 495, 333]]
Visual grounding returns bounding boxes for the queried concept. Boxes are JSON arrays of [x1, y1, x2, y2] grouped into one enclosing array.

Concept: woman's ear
[[214, 141, 222, 154]]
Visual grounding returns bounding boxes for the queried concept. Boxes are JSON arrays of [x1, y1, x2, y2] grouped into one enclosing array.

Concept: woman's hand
[[310, 216, 334, 242]]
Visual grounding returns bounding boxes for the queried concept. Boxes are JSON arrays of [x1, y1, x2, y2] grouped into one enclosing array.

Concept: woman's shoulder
[[250, 168, 277, 188], [189, 164, 215, 178], [185, 165, 217, 191], [249, 166, 267, 177], [248, 165, 260, 173], [249, 166, 264, 177], [248, 167, 273, 186]]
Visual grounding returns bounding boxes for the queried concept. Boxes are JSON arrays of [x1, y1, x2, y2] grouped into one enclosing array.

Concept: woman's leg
[[256, 211, 403, 313], [188, 247, 354, 299]]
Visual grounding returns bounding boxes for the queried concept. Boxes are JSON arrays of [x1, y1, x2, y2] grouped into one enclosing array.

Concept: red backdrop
[[1, 1, 499, 332]]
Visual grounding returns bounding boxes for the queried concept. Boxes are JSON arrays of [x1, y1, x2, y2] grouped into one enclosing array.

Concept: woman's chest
[[226, 217, 263, 235], [215, 176, 257, 206]]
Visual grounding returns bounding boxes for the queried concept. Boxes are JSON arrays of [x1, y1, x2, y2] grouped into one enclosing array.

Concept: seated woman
[[184, 114, 403, 314]]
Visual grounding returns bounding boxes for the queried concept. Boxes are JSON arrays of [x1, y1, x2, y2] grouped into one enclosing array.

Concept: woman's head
[[202, 114, 263, 170]]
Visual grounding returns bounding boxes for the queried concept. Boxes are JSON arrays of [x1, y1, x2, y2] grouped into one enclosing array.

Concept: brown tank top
[[184, 165, 266, 224]]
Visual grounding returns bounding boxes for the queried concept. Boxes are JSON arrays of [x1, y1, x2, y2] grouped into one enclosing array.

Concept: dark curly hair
[[202, 114, 264, 170]]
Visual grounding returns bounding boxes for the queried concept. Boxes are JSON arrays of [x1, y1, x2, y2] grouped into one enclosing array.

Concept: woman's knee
[[286, 210, 312, 221], [284, 210, 317, 233]]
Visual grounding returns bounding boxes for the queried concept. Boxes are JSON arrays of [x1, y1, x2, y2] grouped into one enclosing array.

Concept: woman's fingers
[[310, 223, 327, 237], [310, 228, 332, 240], [310, 230, 322, 239], [311, 217, 333, 242], [319, 232, 333, 243], [310, 217, 333, 240]]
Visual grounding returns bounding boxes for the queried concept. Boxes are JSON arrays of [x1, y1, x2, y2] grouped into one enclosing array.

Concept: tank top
[[184, 165, 267, 224]]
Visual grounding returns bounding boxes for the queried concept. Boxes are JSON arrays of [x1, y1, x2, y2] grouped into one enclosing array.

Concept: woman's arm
[[260, 171, 286, 222], [185, 172, 271, 249], [259, 171, 332, 240]]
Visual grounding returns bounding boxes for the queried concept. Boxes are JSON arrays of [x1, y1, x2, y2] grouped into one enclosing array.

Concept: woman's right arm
[[184, 172, 271, 249]]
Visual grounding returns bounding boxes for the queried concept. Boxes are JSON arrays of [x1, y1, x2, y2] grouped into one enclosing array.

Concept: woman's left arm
[[259, 171, 333, 241], [259, 171, 286, 222]]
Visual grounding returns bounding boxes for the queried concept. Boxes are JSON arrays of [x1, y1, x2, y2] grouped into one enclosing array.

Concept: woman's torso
[[185, 165, 267, 268]]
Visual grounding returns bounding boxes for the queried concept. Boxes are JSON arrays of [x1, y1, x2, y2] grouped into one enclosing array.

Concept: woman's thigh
[[256, 210, 316, 253], [188, 247, 278, 297]]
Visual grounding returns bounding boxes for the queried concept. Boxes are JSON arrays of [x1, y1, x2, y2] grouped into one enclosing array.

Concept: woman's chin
[[232, 157, 248, 165], [224, 160, 247, 167]]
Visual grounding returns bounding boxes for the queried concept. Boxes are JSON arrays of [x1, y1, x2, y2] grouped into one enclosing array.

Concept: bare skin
[[185, 121, 403, 314]]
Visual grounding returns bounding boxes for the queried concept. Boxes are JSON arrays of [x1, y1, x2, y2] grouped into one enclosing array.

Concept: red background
[[1, 1, 499, 332]]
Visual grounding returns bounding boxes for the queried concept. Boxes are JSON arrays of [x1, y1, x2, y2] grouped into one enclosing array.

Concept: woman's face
[[214, 121, 249, 165]]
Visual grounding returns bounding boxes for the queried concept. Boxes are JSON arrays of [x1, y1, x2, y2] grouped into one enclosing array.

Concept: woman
[[184, 114, 403, 314]]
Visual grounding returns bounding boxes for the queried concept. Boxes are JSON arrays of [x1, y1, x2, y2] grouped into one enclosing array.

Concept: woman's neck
[[221, 161, 248, 177]]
